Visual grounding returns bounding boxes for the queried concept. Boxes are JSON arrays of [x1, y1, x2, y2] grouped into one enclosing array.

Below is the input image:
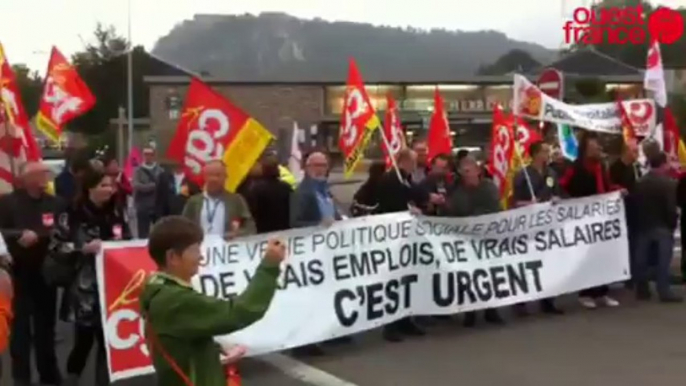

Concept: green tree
[[70, 23, 149, 139], [12, 64, 43, 117]]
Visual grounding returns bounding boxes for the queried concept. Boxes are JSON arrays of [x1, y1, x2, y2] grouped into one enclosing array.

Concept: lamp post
[[126, 0, 134, 156]]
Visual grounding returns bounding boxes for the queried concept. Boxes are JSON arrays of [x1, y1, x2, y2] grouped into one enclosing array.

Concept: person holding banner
[[0, 161, 63, 386], [290, 152, 346, 354], [418, 153, 452, 216], [609, 140, 641, 288], [377, 148, 431, 342], [512, 141, 564, 316], [47, 166, 131, 386], [182, 160, 256, 239], [290, 152, 342, 229], [560, 132, 621, 309], [446, 155, 505, 327], [411, 140, 430, 182], [140, 216, 285, 386]]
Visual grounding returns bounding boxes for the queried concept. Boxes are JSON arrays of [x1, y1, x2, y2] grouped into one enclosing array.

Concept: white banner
[[98, 192, 629, 380], [513, 74, 656, 136]]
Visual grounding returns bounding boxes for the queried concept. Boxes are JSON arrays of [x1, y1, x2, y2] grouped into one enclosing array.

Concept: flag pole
[[126, 0, 134, 156], [377, 123, 404, 184], [512, 116, 538, 203]]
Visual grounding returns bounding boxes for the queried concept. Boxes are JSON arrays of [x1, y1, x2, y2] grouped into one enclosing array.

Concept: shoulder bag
[[145, 317, 241, 386]]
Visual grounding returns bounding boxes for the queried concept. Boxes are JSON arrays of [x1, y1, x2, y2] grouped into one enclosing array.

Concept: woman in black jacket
[[49, 167, 131, 386], [560, 132, 621, 309]]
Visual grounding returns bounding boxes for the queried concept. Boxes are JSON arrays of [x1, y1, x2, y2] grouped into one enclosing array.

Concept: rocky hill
[[152, 12, 556, 81]]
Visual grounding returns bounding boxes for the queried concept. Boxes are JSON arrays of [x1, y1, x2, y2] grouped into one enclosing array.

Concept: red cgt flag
[[427, 87, 452, 162], [36, 46, 95, 143], [488, 105, 514, 199], [167, 77, 273, 192], [0, 42, 42, 191], [382, 94, 405, 168], [338, 58, 380, 177], [513, 117, 543, 158], [615, 96, 637, 143]]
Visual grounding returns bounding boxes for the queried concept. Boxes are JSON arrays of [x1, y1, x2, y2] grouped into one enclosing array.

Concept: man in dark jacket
[[377, 148, 430, 342], [634, 152, 681, 302], [609, 139, 640, 288], [54, 152, 91, 204], [511, 141, 564, 316], [446, 155, 505, 327], [156, 162, 200, 218], [0, 162, 62, 386], [418, 153, 452, 216], [251, 156, 292, 233], [133, 147, 163, 238]]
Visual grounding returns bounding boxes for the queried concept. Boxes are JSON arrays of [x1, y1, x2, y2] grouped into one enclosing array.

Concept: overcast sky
[[1, 0, 685, 73]]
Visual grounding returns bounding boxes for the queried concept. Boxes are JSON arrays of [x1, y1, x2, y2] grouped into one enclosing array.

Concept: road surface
[[5, 178, 686, 385]]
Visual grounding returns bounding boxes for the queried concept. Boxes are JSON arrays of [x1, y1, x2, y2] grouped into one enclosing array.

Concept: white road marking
[[259, 353, 359, 386]]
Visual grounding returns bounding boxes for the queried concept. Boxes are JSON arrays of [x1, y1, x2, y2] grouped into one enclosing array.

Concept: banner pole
[[513, 117, 538, 203], [377, 123, 405, 185]]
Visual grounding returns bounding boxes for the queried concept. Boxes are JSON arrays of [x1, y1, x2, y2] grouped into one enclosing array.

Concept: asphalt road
[[5, 178, 686, 385]]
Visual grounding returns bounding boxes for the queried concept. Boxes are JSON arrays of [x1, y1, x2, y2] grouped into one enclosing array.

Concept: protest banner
[[97, 192, 629, 381], [513, 74, 656, 136]]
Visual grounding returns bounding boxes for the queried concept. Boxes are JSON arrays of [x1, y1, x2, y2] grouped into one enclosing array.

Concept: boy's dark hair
[[455, 149, 470, 162], [148, 216, 204, 267], [529, 140, 545, 157]]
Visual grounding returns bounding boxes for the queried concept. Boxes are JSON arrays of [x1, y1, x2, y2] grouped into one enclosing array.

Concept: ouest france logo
[[563, 5, 684, 45]]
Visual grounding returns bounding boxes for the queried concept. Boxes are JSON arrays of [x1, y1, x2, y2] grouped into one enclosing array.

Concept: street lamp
[[126, 0, 134, 157]]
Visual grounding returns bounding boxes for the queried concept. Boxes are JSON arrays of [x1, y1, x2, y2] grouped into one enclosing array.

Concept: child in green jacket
[[140, 216, 284, 386]]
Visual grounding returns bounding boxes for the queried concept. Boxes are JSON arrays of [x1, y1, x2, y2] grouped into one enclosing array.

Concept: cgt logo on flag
[[516, 85, 542, 117]]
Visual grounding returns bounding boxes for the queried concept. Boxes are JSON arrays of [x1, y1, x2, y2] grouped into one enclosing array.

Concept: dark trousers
[[137, 209, 157, 238], [67, 324, 109, 385], [681, 215, 686, 279], [383, 317, 418, 335], [579, 285, 609, 299], [627, 220, 639, 284], [635, 228, 675, 298], [10, 274, 61, 384]]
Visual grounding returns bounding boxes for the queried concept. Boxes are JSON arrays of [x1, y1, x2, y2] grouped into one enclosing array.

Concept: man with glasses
[[289, 152, 344, 356], [290, 152, 341, 228]]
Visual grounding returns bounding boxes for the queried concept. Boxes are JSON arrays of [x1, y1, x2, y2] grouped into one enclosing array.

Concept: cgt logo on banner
[[513, 74, 655, 136], [97, 193, 630, 382]]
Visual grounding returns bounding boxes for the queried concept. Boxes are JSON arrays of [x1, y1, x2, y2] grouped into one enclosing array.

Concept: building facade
[[146, 73, 643, 159]]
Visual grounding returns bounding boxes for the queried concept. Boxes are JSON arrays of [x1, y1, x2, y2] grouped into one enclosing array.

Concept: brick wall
[[149, 83, 325, 157]]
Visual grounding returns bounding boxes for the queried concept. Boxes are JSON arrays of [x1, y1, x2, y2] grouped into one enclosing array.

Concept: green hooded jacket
[[139, 260, 280, 386]]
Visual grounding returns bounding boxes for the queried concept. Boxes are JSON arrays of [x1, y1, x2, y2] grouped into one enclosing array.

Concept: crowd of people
[[0, 129, 683, 385]]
